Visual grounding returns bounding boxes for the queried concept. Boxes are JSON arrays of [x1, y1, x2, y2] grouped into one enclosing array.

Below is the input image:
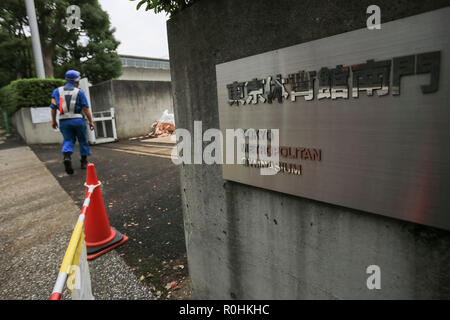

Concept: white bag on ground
[[159, 109, 175, 125]]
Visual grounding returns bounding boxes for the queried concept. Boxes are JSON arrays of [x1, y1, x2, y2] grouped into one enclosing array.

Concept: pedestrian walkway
[[0, 146, 154, 299]]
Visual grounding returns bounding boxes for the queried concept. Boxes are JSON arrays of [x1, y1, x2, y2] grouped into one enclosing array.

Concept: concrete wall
[[119, 67, 171, 82], [89, 80, 173, 139], [167, 0, 450, 299], [11, 108, 61, 144]]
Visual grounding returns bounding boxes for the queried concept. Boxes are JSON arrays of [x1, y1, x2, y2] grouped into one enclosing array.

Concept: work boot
[[63, 153, 74, 175], [80, 156, 88, 169]]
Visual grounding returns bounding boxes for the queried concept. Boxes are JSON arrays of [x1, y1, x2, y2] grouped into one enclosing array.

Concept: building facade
[[119, 55, 171, 82]]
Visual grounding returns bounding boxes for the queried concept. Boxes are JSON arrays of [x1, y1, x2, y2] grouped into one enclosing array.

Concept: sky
[[98, 0, 169, 59]]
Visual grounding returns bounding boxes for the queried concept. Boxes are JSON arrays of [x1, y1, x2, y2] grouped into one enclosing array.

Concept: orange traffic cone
[[84, 163, 128, 260]]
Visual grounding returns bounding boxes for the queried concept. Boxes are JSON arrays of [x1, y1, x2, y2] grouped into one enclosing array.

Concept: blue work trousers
[[59, 118, 91, 156]]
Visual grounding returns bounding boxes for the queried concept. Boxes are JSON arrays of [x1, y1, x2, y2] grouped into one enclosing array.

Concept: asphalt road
[[31, 140, 190, 299]]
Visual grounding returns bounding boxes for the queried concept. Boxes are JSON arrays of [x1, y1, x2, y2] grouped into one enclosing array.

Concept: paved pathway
[[0, 145, 154, 300]]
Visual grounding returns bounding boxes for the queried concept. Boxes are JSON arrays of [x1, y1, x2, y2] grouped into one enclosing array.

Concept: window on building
[[121, 57, 170, 70]]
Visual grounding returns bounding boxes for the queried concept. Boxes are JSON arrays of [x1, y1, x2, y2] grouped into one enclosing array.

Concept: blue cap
[[65, 70, 81, 83]]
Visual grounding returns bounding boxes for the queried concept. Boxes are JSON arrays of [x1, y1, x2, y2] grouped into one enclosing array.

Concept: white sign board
[[30, 107, 52, 124]]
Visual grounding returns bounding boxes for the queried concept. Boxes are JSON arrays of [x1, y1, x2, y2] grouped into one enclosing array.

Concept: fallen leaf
[[139, 275, 145, 281]]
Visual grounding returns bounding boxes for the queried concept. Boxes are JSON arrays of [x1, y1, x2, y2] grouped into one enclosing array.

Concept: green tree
[[0, 1, 34, 87], [131, 0, 196, 16], [0, 0, 122, 85]]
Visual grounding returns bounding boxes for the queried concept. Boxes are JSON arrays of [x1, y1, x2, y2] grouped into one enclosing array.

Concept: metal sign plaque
[[216, 8, 450, 230]]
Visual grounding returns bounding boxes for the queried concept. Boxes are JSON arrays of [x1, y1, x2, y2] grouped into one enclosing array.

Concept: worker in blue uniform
[[50, 70, 95, 175]]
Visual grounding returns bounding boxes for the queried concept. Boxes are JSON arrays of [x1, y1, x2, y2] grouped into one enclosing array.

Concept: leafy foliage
[[0, 78, 65, 115], [131, 0, 197, 16], [0, 0, 122, 86], [0, 1, 34, 87]]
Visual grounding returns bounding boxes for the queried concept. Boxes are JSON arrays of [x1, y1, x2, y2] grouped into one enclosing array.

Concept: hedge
[[0, 78, 65, 115]]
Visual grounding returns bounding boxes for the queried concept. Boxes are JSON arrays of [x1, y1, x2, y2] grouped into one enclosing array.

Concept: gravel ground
[[1, 231, 154, 300], [89, 249, 155, 300]]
